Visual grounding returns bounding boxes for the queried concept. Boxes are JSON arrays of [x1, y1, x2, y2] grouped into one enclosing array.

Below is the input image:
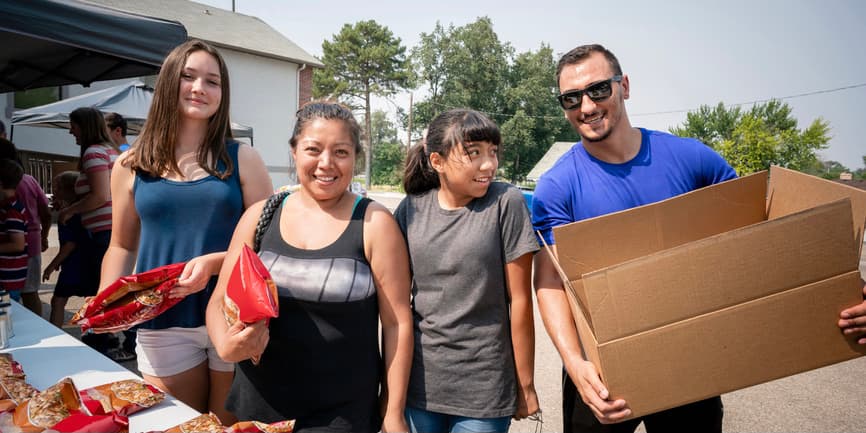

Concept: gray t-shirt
[[394, 182, 540, 418]]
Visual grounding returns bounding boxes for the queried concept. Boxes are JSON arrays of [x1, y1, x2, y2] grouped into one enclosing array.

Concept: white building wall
[[222, 49, 298, 190]]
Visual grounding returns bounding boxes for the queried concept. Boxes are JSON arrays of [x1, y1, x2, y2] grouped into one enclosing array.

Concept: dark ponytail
[[402, 108, 501, 196], [402, 141, 439, 195]]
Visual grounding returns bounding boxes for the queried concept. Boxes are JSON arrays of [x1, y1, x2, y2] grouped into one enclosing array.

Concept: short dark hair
[[104, 112, 127, 136], [0, 158, 24, 190], [556, 44, 623, 90]]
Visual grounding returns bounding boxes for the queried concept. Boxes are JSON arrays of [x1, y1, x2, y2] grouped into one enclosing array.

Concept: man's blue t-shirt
[[532, 128, 737, 245]]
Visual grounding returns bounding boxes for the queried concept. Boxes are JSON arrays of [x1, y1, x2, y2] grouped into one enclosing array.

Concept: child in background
[[43, 171, 91, 328], [0, 159, 30, 302]]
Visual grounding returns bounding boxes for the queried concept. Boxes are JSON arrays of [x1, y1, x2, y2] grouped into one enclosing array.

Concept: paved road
[[36, 191, 866, 432]]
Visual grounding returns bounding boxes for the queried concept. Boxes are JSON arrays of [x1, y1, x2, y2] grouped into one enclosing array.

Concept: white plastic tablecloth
[[1, 301, 201, 432]]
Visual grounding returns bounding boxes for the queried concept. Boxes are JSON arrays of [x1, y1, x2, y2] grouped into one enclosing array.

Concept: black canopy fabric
[[0, 0, 187, 93]]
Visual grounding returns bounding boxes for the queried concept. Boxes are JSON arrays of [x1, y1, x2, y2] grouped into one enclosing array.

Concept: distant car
[[350, 181, 368, 197]]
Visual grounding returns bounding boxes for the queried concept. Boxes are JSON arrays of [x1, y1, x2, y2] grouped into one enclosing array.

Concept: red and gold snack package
[[223, 245, 278, 364], [6, 378, 125, 433], [0, 376, 39, 413], [146, 412, 224, 433], [0, 354, 25, 378], [144, 413, 295, 433], [227, 419, 295, 433], [79, 379, 165, 417], [71, 262, 186, 333]]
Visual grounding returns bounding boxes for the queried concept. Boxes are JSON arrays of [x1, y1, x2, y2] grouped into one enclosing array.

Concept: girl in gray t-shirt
[[394, 109, 540, 433]]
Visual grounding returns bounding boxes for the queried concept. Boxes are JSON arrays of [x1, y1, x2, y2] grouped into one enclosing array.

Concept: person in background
[[0, 136, 51, 316], [104, 112, 135, 354], [104, 112, 130, 152], [531, 44, 738, 433], [0, 159, 30, 303], [394, 109, 539, 433], [43, 171, 90, 328], [101, 39, 272, 424], [207, 101, 413, 433], [57, 107, 125, 359]]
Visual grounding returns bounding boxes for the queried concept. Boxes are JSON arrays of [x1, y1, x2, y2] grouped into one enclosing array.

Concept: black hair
[[402, 108, 501, 195], [290, 101, 362, 154], [0, 158, 24, 190], [556, 44, 623, 90], [104, 112, 128, 136]]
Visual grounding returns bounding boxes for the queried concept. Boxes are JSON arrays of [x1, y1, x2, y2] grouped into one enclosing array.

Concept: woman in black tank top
[[207, 102, 413, 433]]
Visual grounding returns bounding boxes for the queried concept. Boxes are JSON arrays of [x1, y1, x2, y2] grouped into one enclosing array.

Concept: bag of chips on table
[[2, 377, 122, 433], [227, 419, 295, 433], [71, 262, 186, 334], [79, 379, 165, 418], [223, 245, 278, 364], [144, 412, 295, 433], [0, 376, 39, 413], [0, 354, 25, 378]]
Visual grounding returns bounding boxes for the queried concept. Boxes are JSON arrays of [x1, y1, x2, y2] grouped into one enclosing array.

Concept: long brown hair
[[69, 107, 115, 171], [127, 39, 234, 179]]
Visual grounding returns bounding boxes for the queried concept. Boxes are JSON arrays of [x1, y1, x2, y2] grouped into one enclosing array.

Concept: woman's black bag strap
[[253, 190, 291, 252]]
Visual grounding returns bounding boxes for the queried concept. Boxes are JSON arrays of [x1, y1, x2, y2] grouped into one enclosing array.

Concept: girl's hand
[[170, 256, 216, 298]]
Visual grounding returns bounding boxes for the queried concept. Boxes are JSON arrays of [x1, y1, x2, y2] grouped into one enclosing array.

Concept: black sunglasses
[[557, 75, 622, 110]]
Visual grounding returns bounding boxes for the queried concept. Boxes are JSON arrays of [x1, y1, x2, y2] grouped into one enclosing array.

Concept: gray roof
[[527, 141, 575, 181], [84, 0, 323, 67]]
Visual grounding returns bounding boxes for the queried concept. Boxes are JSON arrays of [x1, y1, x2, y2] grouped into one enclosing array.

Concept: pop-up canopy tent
[[0, 0, 187, 92], [12, 80, 254, 142]]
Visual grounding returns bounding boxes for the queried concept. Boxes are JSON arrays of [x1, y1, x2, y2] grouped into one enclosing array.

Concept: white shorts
[[22, 255, 41, 294], [134, 326, 234, 377]]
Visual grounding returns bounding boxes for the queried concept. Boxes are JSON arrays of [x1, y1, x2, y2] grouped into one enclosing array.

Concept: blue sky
[[200, 0, 866, 170]]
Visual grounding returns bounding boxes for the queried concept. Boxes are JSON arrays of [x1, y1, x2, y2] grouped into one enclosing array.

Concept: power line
[[418, 82, 866, 121], [631, 82, 866, 117]]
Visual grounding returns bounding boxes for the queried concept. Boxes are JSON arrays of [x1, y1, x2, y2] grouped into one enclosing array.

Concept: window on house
[[14, 86, 61, 109]]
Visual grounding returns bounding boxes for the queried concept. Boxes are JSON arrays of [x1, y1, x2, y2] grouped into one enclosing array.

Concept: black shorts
[[53, 279, 97, 298]]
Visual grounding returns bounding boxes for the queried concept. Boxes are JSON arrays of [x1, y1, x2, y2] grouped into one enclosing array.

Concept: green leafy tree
[[499, 45, 570, 182], [671, 100, 830, 175], [410, 17, 511, 129], [410, 19, 571, 181], [368, 110, 405, 185], [313, 20, 412, 189]]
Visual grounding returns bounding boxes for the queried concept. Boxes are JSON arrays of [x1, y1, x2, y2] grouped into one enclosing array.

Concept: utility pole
[[406, 93, 414, 154]]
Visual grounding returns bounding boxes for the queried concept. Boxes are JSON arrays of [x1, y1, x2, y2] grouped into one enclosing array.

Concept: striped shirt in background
[[0, 196, 29, 291], [74, 144, 118, 233]]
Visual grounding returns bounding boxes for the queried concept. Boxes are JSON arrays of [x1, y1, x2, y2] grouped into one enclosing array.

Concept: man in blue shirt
[[531, 44, 737, 433]]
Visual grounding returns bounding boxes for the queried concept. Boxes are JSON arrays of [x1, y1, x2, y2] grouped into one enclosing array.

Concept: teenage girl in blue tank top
[[206, 101, 414, 433], [100, 40, 273, 424]]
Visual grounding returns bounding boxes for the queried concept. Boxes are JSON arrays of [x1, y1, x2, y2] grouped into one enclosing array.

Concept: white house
[[2, 0, 322, 189]]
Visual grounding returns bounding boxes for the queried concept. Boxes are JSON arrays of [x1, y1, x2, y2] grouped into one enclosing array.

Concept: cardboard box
[[549, 166, 866, 419]]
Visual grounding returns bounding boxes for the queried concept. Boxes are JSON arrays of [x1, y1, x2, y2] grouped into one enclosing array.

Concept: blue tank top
[[133, 141, 243, 329], [227, 197, 381, 431]]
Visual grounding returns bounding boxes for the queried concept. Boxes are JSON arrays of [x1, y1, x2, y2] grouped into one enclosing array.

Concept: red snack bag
[[223, 245, 277, 364], [0, 354, 25, 378], [0, 377, 39, 413], [227, 419, 295, 433], [79, 379, 165, 417], [145, 412, 225, 433], [12, 378, 83, 432], [71, 263, 186, 333]]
